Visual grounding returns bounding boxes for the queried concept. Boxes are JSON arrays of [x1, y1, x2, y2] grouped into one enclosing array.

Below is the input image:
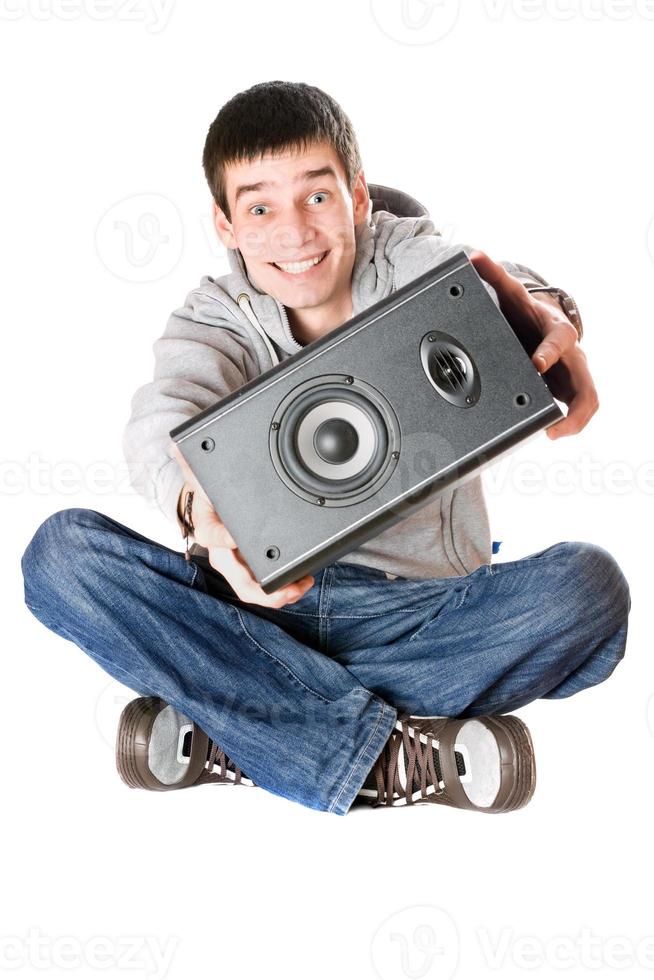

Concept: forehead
[[226, 141, 345, 206]]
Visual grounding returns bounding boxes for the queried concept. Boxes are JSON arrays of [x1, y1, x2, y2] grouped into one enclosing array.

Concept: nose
[[271, 206, 320, 260]]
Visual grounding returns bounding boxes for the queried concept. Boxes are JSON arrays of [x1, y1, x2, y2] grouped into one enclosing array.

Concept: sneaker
[[355, 711, 536, 812], [115, 696, 255, 792]]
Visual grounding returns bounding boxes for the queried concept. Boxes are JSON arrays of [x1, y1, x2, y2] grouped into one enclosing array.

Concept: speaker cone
[[270, 375, 400, 506]]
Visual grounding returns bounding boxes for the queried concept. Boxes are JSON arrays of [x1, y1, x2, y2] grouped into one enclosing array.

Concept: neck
[[286, 292, 354, 347]]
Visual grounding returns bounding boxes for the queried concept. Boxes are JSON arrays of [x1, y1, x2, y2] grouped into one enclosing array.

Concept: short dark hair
[[202, 80, 363, 223]]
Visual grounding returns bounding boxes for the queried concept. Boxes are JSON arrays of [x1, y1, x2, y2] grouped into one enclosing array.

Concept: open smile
[[269, 250, 329, 277]]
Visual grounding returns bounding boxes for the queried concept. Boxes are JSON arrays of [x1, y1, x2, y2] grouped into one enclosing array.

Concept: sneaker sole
[[116, 697, 254, 791], [369, 713, 536, 813]]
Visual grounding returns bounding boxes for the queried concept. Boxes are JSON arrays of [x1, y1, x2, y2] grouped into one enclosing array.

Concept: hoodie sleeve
[[122, 287, 261, 530], [386, 215, 582, 332]]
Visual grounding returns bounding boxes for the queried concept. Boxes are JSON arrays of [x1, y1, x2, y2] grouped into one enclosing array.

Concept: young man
[[21, 81, 630, 815]]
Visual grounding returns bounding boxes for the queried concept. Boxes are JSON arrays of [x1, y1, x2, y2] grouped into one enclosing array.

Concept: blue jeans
[[20, 508, 631, 815]]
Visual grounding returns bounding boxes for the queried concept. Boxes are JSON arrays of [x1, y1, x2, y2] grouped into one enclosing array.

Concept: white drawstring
[[237, 292, 280, 367]]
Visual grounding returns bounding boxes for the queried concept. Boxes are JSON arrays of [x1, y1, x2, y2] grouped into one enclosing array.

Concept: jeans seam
[[319, 567, 334, 653], [329, 695, 394, 814], [489, 552, 559, 575], [452, 585, 470, 610], [234, 607, 332, 704], [275, 603, 447, 620]]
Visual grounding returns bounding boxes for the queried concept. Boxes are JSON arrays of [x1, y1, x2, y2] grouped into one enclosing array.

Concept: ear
[[212, 199, 237, 249], [352, 170, 371, 225]]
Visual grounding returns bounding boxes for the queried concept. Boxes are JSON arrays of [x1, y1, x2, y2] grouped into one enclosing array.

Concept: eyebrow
[[233, 165, 338, 206]]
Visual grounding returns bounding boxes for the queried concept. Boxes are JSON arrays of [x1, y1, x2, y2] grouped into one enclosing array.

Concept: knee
[[562, 541, 631, 626], [21, 508, 109, 608]]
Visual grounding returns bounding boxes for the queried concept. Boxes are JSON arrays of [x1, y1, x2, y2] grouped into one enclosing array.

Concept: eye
[[249, 204, 269, 216], [309, 192, 328, 205]]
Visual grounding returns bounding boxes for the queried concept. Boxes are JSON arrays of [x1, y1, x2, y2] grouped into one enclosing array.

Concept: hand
[[468, 250, 599, 440], [168, 441, 315, 608]]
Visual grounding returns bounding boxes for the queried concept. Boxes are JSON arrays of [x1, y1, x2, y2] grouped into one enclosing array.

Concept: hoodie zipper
[[275, 298, 305, 352]]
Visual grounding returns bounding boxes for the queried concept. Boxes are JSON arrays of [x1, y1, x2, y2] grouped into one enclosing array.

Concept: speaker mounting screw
[[344, 376, 354, 384], [316, 496, 325, 506], [271, 421, 280, 430], [428, 334, 436, 342], [466, 396, 473, 404], [392, 451, 400, 459]]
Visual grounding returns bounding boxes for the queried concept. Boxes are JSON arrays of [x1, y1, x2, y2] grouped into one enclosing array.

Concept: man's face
[[213, 140, 370, 320]]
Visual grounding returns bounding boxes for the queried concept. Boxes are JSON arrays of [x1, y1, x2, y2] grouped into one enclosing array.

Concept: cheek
[[324, 222, 356, 258], [234, 226, 270, 264]]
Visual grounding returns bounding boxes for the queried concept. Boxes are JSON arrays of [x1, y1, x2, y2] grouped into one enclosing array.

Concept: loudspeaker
[[170, 250, 563, 593]]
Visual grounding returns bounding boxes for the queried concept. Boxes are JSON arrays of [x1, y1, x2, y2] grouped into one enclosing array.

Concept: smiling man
[[210, 141, 368, 345], [21, 80, 630, 816]]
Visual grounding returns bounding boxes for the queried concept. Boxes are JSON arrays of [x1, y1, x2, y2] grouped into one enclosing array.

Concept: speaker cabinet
[[171, 250, 563, 592]]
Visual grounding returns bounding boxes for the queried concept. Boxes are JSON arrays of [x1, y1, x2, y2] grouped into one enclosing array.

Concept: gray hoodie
[[122, 201, 555, 580]]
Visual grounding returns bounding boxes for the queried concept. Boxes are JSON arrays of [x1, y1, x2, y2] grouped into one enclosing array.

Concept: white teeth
[[274, 252, 326, 274]]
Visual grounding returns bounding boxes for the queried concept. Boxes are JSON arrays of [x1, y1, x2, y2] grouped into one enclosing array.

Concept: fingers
[[531, 317, 579, 373], [197, 520, 237, 551], [545, 354, 600, 439], [264, 575, 316, 608], [546, 390, 600, 440], [468, 250, 526, 307], [209, 546, 315, 608]]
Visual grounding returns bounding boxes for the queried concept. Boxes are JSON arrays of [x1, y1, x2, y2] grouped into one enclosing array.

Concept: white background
[[3, 1, 653, 978]]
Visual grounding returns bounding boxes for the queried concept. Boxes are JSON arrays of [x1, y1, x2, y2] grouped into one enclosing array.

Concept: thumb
[[201, 513, 238, 550]]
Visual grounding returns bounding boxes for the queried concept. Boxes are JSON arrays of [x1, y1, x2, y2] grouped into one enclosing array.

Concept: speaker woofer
[[270, 375, 400, 506]]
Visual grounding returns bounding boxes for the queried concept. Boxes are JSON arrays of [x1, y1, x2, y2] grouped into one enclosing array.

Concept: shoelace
[[205, 741, 248, 785], [372, 715, 445, 806]]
